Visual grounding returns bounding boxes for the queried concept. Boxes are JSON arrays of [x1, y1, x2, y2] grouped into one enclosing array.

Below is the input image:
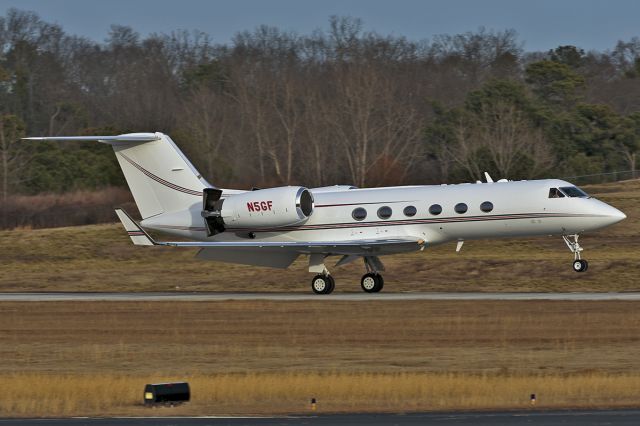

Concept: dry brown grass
[[1, 300, 640, 416], [2, 371, 640, 417], [3, 301, 640, 375]]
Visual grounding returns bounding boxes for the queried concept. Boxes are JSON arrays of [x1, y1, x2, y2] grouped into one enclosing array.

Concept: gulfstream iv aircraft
[[25, 132, 627, 294]]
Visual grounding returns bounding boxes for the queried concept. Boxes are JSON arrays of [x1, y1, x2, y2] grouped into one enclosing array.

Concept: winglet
[[115, 208, 156, 246], [484, 172, 494, 183]]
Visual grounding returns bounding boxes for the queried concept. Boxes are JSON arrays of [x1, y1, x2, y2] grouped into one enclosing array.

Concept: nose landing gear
[[563, 234, 588, 272], [572, 259, 589, 272]]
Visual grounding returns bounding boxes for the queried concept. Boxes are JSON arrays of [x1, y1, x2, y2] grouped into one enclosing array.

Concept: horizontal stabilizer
[[115, 208, 155, 246], [23, 133, 161, 145]]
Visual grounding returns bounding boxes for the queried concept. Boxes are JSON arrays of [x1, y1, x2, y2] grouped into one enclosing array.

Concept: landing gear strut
[[563, 234, 588, 273]]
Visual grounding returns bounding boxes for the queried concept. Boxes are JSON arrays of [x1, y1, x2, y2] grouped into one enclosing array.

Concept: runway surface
[[1, 291, 640, 301], [3, 409, 640, 425]]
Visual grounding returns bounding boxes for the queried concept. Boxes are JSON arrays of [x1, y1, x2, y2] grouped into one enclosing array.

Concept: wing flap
[[196, 247, 300, 269]]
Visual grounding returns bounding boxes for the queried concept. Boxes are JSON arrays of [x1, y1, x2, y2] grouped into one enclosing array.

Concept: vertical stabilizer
[[24, 132, 210, 219], [111, 133, 208, 218]]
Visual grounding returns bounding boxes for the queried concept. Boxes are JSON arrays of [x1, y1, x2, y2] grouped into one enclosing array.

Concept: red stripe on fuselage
[[224, 212, 602, 233]]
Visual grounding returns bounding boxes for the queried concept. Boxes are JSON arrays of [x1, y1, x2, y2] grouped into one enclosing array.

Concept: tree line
[[1, 8, 639, 204]]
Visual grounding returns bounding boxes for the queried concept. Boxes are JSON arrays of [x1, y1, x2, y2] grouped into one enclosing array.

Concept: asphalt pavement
[[3, 409, 640, 425], [1, 292, 640, 301]]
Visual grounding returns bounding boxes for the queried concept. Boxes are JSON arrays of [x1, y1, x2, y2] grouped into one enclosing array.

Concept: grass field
[[2, 300, 640, 416], [0, 179, 638, 293], [3, 371, 640, 416]]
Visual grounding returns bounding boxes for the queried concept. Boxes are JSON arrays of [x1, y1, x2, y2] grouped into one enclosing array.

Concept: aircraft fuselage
[[142, 178, 626, 248]]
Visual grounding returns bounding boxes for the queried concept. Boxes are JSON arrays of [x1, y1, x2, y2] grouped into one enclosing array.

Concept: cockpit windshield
[[559, 186, 589, 198], [549, 186, 589, 198], [548, 188, 565, 198]]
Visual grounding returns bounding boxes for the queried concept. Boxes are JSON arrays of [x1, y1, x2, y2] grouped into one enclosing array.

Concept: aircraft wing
[[115, 208, 425, 256]]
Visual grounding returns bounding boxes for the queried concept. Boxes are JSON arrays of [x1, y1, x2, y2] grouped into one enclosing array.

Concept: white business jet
[[25, 132, 626, 294]]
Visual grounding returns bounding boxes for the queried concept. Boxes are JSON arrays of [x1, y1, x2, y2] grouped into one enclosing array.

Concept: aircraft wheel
[[361, 273, 384, 293], [311, 274, 334, 294], [326, 275, 335, 294], [374, 274, 384, 292], [572, 259, 588, 272]]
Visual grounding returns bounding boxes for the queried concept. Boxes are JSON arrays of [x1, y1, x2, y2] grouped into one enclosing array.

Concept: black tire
[[581, 259, 589, 272], [311, 274, 331, 294], [326, 275, 335, 294], [374, 274, 384, 292], [572, 259, 588, 273], [361, 273, 383, 293]]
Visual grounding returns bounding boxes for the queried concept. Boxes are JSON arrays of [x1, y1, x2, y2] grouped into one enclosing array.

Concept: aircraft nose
[[585, 200, 627, 231], [605, 205, 626, 225], [613, 208, 626, 222]]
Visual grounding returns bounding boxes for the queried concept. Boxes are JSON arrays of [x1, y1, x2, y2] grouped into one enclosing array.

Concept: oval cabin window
[[352, 207, 367, 221], [480, 201, 493, 213], [377, 206, 392, 219], [403, 206, 417, 217], [454, 203, 468, 214], [429, 204, 442, 215]]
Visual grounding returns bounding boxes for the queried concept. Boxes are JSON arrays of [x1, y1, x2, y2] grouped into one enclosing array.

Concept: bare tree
[[180, 85, 232, 182], [476, 102, 553, 178], [438, 102, 553, 181], [321, 61, 424, 187]]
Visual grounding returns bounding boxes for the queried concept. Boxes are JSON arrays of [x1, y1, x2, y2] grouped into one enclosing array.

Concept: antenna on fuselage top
[[484, 172, 494, 183]]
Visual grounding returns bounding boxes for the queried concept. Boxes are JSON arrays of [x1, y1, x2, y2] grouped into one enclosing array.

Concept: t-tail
[[23, 132, 209, 219]]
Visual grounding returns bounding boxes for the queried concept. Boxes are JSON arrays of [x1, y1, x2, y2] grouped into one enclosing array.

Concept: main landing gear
[[308, 254, 386, 294], [311, 274, 335, 295], [360, 256, 385, 293], [563, 234, 588, 273], [310, 271, 385, 294], [361, 272, 384, 293]]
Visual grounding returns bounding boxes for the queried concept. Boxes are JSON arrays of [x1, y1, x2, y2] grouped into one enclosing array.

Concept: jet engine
[[202, 186, 314, 235]]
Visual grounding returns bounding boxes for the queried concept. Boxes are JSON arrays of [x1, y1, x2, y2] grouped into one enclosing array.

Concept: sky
[[0, 0, 639, 52]]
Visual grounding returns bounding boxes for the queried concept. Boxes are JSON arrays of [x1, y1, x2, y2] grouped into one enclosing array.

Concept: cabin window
[[429, 204, 442, 215], [560, 186, 589, 198], [352, 207, 367, 221], [403, 206, 417, 217], [480, 201, 493, 213], [377, 206, 392, 219], [549, 188, 565, 198], [454, 203, 468, 214]]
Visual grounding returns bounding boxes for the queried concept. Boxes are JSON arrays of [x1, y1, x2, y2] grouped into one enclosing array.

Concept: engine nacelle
[[218, 186, 314, 229]]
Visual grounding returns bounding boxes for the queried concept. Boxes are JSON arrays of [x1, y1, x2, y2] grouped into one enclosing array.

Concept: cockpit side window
[[560, 186, 589, 198], [548, 188, 565, 198]]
